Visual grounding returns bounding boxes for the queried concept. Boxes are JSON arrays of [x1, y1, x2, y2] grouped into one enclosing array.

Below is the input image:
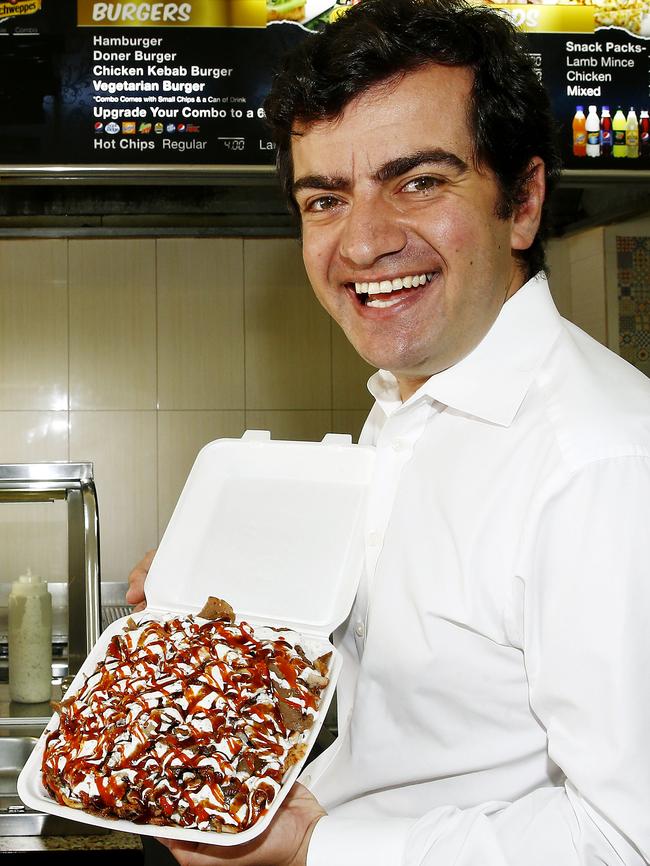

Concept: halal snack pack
[[18, 431, 374, 846]]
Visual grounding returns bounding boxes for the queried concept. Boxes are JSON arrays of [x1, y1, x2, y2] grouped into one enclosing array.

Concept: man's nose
[[339, 197, 407, 267]]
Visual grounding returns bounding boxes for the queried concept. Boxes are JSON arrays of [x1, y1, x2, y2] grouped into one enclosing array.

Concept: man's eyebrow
[[292, 174, 350, 197], [291, 149, 468, 198], [374, 149, 468, 182]]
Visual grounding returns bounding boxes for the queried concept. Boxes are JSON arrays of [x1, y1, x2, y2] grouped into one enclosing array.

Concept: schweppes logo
[[0, 0, 42, 16], [77, 1, 265, 27]]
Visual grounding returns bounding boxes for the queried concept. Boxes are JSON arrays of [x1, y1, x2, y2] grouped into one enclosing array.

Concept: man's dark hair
[[264, 0, 561, 277]]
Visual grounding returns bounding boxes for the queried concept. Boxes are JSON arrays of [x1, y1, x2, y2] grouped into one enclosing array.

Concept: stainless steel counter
[[0, 463, 101, 676], [0, 722, 111, 837], [0, 463, 103, 845]]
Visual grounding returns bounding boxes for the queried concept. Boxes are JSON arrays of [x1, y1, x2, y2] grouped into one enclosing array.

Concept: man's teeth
[[355, 272, 433, 296], [366, 296, 402, 308]]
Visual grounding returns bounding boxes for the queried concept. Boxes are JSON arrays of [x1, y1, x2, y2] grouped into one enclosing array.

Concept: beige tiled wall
[[549, 219, 650, 354], [545, 238, 571, 320], [547, 229, 608, 346], [2, 228, 623, 588], [244, 239, 332, 409], [0, 237, 374, 586], [69, 240, 157, 410], [544, 213, 650, 354], [0, 240, 68, 411], [157, 239, 245, 410], [567, 228, 608, 345]]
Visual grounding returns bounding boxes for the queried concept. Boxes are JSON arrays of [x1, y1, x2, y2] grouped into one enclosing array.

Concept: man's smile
[[347, 271, 435, 308]]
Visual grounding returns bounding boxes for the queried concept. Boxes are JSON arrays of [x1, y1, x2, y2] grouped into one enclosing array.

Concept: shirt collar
[[367, 272, 563, 427]]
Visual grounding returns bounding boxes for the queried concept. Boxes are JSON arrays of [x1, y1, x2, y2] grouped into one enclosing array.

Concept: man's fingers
[[125, 548, 157, 606], [142, 548, 156, 569], [125, 579, 145, 605], [156, 838, 239, 866], [156, 838, 195, 866]]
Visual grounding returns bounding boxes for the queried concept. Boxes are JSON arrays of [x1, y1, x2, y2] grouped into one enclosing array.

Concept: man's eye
[[402, 176, 440, 193], [306, 195, 340, 212]]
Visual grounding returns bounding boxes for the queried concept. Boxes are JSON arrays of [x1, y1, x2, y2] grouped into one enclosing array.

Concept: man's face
[[291, 64, 542, 397]]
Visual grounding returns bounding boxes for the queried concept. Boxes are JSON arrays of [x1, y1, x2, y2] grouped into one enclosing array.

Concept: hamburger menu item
[[485, 0, 650, 35], [41, 597, 331, 834], [266, 0, 306, 21]]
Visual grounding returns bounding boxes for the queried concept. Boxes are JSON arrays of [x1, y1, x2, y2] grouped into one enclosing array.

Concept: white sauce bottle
[[8, 569, 52, 703]]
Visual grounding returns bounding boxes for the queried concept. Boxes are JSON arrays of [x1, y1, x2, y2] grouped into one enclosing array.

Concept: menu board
[[0, 0, 648, 172], [0, 0, 313, 168], [494, 3, 650, 169]]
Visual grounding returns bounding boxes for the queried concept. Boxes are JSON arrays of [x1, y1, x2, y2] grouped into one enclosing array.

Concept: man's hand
[[158, 783, 326, 866], [125, 549, 156, 611]]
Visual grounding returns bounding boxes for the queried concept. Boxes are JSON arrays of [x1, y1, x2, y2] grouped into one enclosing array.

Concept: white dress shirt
[[302, 273, 650, 866]]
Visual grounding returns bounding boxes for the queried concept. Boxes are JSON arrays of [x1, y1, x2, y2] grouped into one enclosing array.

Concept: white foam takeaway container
[[19, 431, 374, 846]]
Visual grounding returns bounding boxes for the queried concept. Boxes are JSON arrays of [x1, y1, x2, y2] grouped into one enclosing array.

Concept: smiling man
[[139, 1, 650, 865], [290, 62, 542, 400]]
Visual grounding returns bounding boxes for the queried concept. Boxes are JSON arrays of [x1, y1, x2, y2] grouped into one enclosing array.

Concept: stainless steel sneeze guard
[[0, 463, 101, 677], [0, 464, 105, 836]]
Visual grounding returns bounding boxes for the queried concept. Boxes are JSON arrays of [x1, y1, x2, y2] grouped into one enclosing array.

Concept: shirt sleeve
[[306, 456, 650, 866]]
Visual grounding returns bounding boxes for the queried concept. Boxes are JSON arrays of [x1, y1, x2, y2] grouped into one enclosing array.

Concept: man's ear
[[510, 157, 546, 253]]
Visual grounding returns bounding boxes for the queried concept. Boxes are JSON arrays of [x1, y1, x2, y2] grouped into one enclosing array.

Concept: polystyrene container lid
[[146, 431, 375, 635]]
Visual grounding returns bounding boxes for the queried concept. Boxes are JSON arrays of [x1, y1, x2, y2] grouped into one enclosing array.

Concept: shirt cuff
[[307, 814, 416, 866]]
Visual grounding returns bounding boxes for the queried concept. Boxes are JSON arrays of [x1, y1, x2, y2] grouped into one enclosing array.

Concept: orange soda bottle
[[572, 106, 586, 157]]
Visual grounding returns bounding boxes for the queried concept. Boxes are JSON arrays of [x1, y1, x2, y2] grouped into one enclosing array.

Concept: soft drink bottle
[[613, 107, 627, 157], [627, 108, 639, 158], [586, 105, 600, 157], [572, 106, 586, 156], [600, 106, 612, 156], [640, 110, 650, 158]]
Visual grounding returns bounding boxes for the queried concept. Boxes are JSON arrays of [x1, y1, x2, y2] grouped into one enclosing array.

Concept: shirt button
[[354, 621, 365, 639], [367, 530, 380, 547], [392, 438, 404, 451]]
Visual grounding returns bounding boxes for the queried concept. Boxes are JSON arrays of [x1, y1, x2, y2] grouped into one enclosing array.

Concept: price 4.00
[[219, 137, 245, 151]]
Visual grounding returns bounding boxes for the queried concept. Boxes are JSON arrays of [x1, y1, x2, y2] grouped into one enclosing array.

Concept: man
[[128, 1, 650, 864]]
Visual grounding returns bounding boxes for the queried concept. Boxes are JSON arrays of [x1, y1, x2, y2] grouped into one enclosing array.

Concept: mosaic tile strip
[[617, 236, 650, 377]]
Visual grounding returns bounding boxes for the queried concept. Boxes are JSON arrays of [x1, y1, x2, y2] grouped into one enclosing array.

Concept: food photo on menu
[[486, 0, 650, 35], [266, 0, 650, 37], [266, 0, 363, 26]]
